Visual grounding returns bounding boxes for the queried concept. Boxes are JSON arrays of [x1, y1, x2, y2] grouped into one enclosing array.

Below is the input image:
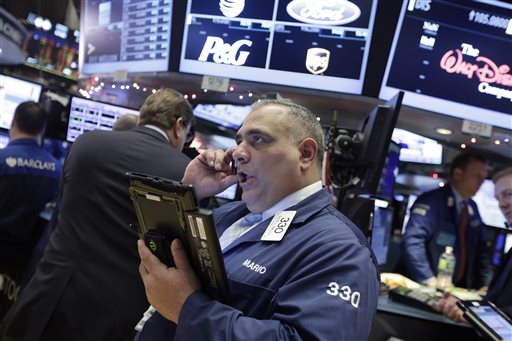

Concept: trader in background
[[0, 101, 61, 319], [135, 100, 380, 341], [402, 151, 493, 289], [113, 113, 139, 131], [436, 167, 512, 320], [1, 89, 194, 341]]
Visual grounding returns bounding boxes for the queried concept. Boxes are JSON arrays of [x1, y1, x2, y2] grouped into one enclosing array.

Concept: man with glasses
[[402, 151, 493, 289]]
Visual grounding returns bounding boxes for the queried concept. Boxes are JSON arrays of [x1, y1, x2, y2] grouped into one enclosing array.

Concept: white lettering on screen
[[198, 36, 252, 66]]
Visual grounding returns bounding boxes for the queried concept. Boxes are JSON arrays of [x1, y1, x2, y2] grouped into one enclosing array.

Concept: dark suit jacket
[[2, 126, 191, 341], [486, 247, 512, 318]]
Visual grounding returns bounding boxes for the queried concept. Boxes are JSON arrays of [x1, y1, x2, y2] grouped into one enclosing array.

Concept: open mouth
[[239, 172, 248, 183]]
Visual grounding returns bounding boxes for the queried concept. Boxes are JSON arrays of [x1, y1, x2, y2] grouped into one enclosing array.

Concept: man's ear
[[299, 138, 318, 170], [172, 117, 185, 139]]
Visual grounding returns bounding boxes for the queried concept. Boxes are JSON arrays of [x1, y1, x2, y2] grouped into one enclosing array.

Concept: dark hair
[[13, 101, 48, 135], [138, 88, 195, 130], [449, 151, 488, 177]]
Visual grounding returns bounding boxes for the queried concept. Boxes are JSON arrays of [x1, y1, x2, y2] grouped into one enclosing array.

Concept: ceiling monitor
[[79, 0, 174, 75], [180, 0, 378, 94], [392, 128, 443, 165], [22, 13, 80, 80], [379, 0, 512, 129], [0, 74, 43, 130], [66, 96, 139, 142], [193, 103, 252, 130]]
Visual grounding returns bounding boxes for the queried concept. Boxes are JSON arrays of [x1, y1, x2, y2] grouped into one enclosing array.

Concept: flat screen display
[[0, 74, 43, 129], [23, 13, 80, 80], [371, 205, 394, 265], [194, 104, 252, 130], [473, 179, 505, 228], [66, 96, 139, 142], [379, 0, 512, 129], [392, 128, 443, 165], [79, 0, 173, 75], [180, 0, 377, 94]]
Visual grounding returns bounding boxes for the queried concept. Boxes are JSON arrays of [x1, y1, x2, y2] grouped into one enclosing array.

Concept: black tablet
[[457, 300, 512, 341], [127, 172, 231, 304]]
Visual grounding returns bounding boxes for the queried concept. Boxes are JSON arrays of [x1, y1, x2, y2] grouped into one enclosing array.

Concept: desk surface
[[370, 293, 480, 341], [378, 294, 470, 327]]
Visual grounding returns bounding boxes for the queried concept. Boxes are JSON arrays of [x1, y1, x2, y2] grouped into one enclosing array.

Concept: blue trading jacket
[[0, 138, 61, 244], [136, 187, 380, 341], [402, 184, 493, 289]]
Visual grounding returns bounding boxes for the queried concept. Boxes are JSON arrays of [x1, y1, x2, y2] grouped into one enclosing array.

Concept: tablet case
[[127, 172, 231, 305]]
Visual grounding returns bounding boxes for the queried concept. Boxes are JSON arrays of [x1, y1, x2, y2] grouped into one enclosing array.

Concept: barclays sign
[[286, 0, 361, 26]]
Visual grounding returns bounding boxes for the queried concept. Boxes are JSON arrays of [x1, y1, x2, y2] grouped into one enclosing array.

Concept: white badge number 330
[[326, 282, 360, 308]]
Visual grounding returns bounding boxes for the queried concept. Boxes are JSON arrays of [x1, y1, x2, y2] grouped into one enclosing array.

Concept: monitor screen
[[23, 13, 80, 80], [371, 204, 394, 265], [0, 74, 43, 129], [193, 104, 252, 130], [392, 128, 443, 165], [180, 0, 378, 94], [377, 141, 401, 199], [79, 0, 174, 75], [379, 0, 512, 129], [66, 96, 139, 142], [473, 179, 505, 228]]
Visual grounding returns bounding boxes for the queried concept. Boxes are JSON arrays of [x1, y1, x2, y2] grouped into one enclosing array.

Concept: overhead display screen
[[180, 0, 378, 94], [23, 13, 80, 80], [379, 0, 512, 130], [79, 0, 173, 75], [66, 96, 139, 142]]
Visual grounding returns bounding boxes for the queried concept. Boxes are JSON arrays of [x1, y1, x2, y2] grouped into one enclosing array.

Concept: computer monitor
[[193, 104, 252, 130], [79, 0, 175, 75], [371, 204, 394, 266], [473, 179, 506, 229], [66, 96, 139, 142], [0, 74, 43, 129], [392, 128, 443, 165]]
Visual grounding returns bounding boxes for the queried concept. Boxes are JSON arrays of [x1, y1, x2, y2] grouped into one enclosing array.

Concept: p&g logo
[[198, 36, 253, 66]]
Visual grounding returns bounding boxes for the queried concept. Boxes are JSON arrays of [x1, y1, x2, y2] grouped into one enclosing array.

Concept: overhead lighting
[[436, 128, 453, 135]]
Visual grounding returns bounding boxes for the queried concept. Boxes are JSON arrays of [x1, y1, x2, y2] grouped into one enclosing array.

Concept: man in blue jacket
[[135, 100, 380, 340], [0, 101, 61, 318], [402, 151, 493, 289]]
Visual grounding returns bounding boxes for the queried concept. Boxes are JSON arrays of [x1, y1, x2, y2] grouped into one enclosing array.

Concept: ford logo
[[286, 0, 361, 26]]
